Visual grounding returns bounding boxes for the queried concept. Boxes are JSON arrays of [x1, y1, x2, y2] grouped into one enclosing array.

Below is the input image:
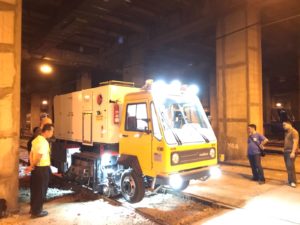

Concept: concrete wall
[[216, 4, 263, 160], [0, 0, 21, 212]]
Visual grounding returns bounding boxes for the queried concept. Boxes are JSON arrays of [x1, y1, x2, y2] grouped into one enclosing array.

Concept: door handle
[[122, 134, 128, 137]]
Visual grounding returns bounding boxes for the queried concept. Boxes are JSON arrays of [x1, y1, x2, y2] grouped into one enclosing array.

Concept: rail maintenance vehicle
[[51, 80, 219, 203]]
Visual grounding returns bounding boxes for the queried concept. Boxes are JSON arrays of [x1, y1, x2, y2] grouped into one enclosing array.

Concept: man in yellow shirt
[[26, 123, 54, 218]]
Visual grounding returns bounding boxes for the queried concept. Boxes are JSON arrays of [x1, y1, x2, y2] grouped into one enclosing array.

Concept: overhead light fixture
[[40, 64, 53, 74], [276, 102, 282, 108], [42, 100, 48, 105]]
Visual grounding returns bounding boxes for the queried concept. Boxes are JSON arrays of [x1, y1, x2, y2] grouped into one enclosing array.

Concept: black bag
[[249, 136, 266, 157]]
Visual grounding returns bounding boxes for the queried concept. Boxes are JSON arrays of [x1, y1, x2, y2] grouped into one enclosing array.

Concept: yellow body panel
[[119, 91, 218, 178]]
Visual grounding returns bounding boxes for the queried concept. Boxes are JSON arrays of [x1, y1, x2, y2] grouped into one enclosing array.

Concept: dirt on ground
[[0, 171, 221, 225]]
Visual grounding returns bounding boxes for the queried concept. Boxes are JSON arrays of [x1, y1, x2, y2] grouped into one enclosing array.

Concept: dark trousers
[[248, 154, 265, 181], [283, 152, 297, 184], [30, 166, 50, 214]]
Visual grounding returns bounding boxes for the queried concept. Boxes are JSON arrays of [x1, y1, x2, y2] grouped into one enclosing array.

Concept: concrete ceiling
[[21, 0, 300, 94]]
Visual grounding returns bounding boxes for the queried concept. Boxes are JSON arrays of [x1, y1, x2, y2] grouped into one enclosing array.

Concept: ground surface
[[1, 146, 298, 225]]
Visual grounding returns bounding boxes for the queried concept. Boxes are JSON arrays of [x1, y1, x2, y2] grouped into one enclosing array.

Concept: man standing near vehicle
[[283, 120, 299, 188], [26, 123, 54, 218], [248, 124, 268, 184]]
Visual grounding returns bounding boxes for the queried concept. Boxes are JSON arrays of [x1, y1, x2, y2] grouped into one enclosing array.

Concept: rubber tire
[[121, 169, 145, 203], [174, 180, 190, 191]]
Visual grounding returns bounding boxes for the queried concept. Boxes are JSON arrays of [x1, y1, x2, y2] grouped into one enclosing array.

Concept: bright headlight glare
[[209, 166, 222, 179], [152, 80, 166, 91], [188, 84, 199, 95], [172, 153, 180, 164], [170, 80, 181, 92], [101, 153, 112, 166], [169, 174, 183, 190]]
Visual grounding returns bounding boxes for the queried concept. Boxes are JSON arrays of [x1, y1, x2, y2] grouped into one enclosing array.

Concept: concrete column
[[216, 4, 263, 160], [298, 46, 300, 120], [210, 71, 217, 131], [20, 95, 30, 131], [123, 47, 145, 87], [76, 72, 91, 91], [263, 76, 271, 124], [30, 94, 41, 130], [0, 0, 21, 212]]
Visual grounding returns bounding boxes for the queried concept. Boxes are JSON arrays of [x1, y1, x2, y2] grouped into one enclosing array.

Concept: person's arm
[[290, 130, 299, 158], [259, 135, 269, 149], [25, 143, 43, 173]]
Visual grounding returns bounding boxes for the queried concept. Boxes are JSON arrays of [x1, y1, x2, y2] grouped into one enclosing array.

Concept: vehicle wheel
[[174, 180, 190, 191], [121, 169, 145, 203]]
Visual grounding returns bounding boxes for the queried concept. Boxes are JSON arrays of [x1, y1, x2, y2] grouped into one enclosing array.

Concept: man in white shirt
[[26, 123, 54, 218]]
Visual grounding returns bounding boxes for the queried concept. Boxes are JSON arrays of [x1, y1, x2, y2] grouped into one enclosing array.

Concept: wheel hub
[[122, 175, 136, 197]]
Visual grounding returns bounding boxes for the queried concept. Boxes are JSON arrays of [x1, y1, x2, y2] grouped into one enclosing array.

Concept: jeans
[[283, 152, 297, 184], [248, 154, 265, 181]]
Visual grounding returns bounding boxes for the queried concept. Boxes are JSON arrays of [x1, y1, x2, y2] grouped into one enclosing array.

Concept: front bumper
[[156, 166, 214, 185]]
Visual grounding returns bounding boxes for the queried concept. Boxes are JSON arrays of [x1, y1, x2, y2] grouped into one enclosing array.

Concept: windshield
[[153, 94, 216, 145]]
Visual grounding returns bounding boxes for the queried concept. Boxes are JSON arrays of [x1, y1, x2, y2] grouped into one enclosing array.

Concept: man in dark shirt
[[248, 124, 268, 184], [283, 121, 299, 188]]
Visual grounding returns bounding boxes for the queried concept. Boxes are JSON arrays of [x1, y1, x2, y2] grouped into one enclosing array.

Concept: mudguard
[[117, 154, 142, 175]]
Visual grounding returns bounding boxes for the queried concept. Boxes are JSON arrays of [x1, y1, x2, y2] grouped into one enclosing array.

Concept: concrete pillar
[[263, 76, 271, 124], [76, 72, 91, 90], [0, 0, 21, 212], [216, 4, 263, 160], [123, 47, 145, 87], [210, 71, 217, 131], [30, 94, 41, 130], [20, 95, 30, 131], [263, 75, 272, 137], [298, 46, 300, 120]]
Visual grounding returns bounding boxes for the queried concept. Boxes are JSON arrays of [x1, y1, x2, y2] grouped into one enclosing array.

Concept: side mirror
[[144, 127, 151, 135]]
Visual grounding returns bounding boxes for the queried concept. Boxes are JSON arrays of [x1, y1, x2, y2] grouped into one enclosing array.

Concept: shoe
[[31, 210, 48, 218], [258, 180, 265, 185], [290, 182, 297, 188]]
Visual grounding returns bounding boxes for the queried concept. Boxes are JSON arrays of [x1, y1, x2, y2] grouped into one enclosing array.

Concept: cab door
[[120, 100, 152, 173]]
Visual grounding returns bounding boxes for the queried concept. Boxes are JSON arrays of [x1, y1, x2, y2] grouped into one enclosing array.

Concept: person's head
[[32, 127, 41, 137], [248, 124, 256, 134], [41, 123, 54, 138], [283, 120, 293, 131]]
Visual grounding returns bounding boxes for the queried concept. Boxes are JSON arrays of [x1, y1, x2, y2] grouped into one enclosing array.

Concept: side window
[[125, 103, 149, 131], [151, 103, 162, 140]]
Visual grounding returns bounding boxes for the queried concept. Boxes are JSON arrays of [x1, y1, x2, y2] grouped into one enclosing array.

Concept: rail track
[[49, 174, 231, 225]]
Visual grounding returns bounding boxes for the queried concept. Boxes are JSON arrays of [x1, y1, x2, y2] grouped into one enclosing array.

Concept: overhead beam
[[70, 34, 112, 47], [30, 0, 89, 51], [22, 48, 100, 67], [103, 15, 215, 59], [34, 18, 88, 53], [74, 9, 146, 33]]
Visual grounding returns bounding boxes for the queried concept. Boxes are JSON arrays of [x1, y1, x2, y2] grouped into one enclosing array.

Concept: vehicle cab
[[119, 80, 219, 193]]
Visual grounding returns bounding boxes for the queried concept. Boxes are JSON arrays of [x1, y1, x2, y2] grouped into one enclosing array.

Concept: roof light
[[276, 102, 282, 108], [170, 80, 181, 92], [188, 84, 199, 95], [40, 64, 53, 74]]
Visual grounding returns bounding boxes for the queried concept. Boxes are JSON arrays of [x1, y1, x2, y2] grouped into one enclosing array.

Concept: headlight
[[209, 148, 216, 158], [169, 174, 183, 190], [101, 153, 112, 166], [171, 153, 180, 164]]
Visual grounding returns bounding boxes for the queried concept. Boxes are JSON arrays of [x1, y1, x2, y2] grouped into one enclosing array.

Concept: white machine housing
[[54, 81, 139, 146]]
